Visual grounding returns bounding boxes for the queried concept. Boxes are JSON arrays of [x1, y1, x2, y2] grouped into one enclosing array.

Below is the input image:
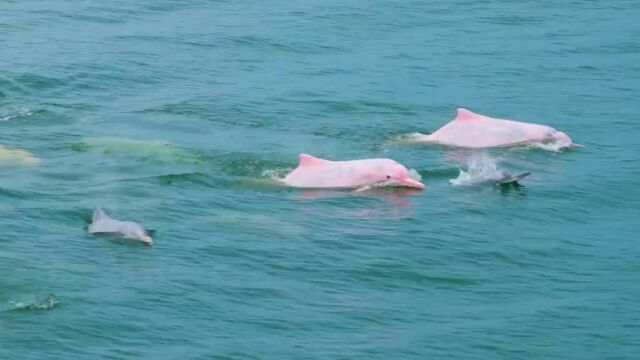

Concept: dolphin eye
[[386, 175, 391, 180]]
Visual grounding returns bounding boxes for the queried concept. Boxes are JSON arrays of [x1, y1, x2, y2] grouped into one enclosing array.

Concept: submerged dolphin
[[283, 154, 425, 190], [417, 108, 575, 149], [79, 137, 202, 164], [88, 206, 153, 246], [0, 145, 40, 166]]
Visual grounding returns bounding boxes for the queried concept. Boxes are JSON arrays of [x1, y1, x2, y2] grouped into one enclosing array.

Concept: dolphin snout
[[397, 177, 425, 189], [142, 235, 153, 246]]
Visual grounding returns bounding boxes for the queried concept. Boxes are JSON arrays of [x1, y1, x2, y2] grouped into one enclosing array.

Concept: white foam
[[529, 140, 570, 152], [262, 168, 292, 182], [8, 294, 59, 311], [449, 153, 506, 186], [0, 107, 32, 122], [388, 132, 428, 144]]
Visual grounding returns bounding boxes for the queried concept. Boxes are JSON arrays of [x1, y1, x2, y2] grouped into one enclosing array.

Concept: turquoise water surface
[[1, 1, 639, 359]]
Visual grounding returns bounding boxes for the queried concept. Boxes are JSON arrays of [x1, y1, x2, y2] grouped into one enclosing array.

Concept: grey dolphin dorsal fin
[[298, 153, 330, 167], [497, 171, 531, 185], [93, 206, 110, 222]]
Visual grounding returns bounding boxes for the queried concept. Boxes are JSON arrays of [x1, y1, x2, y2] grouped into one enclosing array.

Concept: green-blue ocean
[[1, 1, 639, 359]]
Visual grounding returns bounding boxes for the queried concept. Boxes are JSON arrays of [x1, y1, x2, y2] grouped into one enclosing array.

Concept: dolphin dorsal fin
[[454, 108, 481, 122], [93, 206, 110, 222], [298, 153, 330, 167]]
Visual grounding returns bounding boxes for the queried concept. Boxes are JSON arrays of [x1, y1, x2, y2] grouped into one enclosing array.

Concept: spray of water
[[261, 168, 292, 183], [529, 140, 569, 152], [6, 294, 60, 312], [449, 153, 509, 186], [409, 168, 422, 182]]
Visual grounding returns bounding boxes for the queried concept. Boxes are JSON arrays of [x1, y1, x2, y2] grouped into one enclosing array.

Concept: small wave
[[0, 186, 29, 199], [12, 73, 67, 91], [418, 166, 460, 179], [203, 211, 306, 236], [0, 107, 33, 122], [7, 294, 60, 312], [155, 172, 216, 187]]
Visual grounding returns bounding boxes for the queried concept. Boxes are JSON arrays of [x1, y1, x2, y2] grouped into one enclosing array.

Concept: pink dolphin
[[418, 108, 574, 149], [283, 154, 425, 190]]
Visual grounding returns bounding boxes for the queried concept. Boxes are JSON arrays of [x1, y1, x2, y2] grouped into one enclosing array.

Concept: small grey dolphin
[[89, 206, 153, 246], [494, 171, 530, 185], [451, 169, 530, 187], [449, 153, 530, 187]]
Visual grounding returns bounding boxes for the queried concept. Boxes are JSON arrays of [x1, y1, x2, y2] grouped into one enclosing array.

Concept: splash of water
[[7, 294, 60, 312], [262, 168, 292, 182], [529, 140, 570, 152], [449, 153, 508, 186], [0, 107, 33, 122], [409, 168, 422, 182]]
